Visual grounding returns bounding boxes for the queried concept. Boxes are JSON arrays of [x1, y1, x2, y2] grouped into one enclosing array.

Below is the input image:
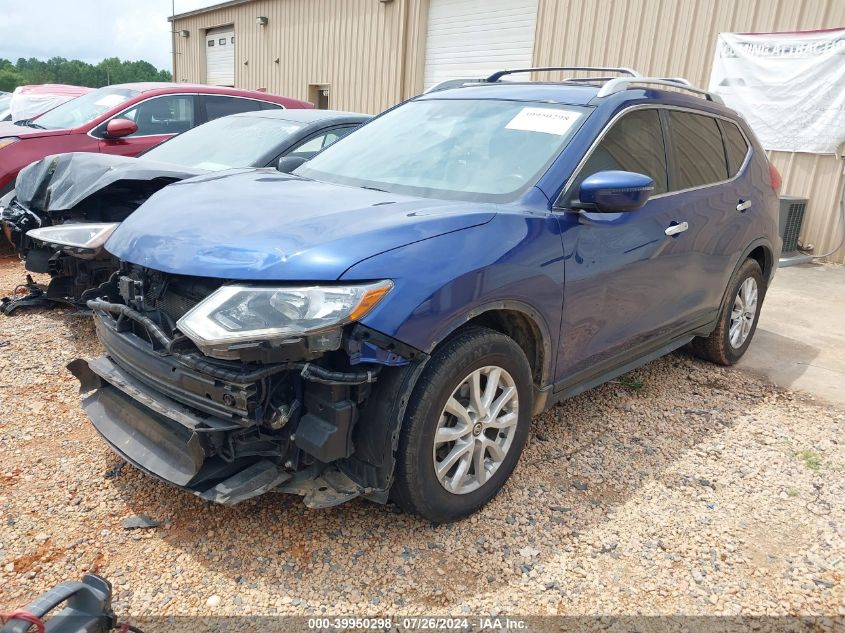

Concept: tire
[[691, 258, 764, 366], [391, 326, 533, 523]]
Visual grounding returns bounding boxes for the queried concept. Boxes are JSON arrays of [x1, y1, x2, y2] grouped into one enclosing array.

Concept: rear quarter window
[[721, 120, 750, 177], [203, 95, 264, 120], [667, 111, 728, 190]]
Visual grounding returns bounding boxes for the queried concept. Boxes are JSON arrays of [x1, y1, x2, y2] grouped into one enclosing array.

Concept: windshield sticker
[[505, 107, 582, 136], [94, 94, 128, 107]]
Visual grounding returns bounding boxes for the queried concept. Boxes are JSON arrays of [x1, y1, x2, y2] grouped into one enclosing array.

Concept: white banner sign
[[709, 28, 845, 154]]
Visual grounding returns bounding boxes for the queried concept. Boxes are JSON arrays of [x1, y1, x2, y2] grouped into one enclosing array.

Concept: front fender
[[341, 212, 565, 385]]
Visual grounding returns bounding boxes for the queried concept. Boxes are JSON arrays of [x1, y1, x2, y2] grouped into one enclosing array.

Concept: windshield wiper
[[15, 119, 45, 129], [360, 185, 388, 193]]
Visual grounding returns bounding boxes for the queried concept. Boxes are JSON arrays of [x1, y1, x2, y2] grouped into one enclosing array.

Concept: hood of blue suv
[[105, 169, 497, 280]]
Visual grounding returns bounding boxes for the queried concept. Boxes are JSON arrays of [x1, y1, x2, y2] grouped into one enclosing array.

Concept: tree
[[0, 56, 171, 91], [0, 67, 24, 92]]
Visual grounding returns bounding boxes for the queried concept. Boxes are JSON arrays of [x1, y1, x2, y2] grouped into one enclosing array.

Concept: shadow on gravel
[[100, 349, 762, 609]]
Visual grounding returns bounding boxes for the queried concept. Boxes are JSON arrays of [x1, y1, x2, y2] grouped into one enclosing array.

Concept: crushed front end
[[70, 265, 424, 507], [0, 153, 201, 310]]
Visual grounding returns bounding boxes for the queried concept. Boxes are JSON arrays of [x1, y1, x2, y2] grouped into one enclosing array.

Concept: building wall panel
[[174, 0, 422, 114]]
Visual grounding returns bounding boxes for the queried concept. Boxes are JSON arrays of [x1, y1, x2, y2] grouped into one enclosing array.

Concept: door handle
[[737, 199, 752, 212], [664, 221, 689, 236]]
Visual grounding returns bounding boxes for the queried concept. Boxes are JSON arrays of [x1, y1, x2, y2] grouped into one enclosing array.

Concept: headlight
[[27, 223, 119, 253], [177, 281, 393, 359], [0, 137, 19, 151]]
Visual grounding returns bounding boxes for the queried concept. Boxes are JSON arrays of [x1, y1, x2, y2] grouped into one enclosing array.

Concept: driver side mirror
[[577, 170, 654, 212], [105, 118, 138, 139], [276, 156, 308, 174]]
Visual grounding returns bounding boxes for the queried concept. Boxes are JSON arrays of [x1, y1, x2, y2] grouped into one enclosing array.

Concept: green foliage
[[794, 449, 823, 472], [617, 375, 645, 391], [0, 67, 23, 92], [0, 56, 171, 92]]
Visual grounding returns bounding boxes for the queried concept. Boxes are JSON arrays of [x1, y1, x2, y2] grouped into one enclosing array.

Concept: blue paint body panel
[[106, 169, 496, 281], [343, 204, 565, 383], [108, 83, 781, 393]]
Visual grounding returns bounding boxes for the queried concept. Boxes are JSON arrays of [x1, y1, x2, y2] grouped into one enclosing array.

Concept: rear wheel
[[391, 326, 533, 523], [691, 258, 764, 365]]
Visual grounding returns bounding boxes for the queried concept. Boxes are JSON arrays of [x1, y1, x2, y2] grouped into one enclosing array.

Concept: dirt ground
[[0, 253, 843, 622]]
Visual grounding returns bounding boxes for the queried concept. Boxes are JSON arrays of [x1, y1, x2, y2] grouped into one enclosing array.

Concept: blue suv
[[67, 68, 781, 522]]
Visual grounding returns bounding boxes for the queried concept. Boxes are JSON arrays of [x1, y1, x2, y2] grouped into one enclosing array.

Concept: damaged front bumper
[[70, 308, 423, 508], [69, 351, 363, 507]]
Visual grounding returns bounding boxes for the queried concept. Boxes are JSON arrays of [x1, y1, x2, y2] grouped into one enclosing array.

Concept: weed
[[794, 449, 823, 472], [616, 376, 645, 391]]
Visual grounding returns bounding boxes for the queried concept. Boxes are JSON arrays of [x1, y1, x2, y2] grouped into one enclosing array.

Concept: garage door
[[206, 26, 235, 87], [423, 0, 539, 90]]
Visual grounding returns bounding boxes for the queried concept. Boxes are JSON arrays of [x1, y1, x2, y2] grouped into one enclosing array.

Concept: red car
[[0, 83, 313, 195]]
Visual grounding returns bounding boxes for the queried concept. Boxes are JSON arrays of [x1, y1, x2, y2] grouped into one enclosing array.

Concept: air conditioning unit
[[778, 196, 808, 255]]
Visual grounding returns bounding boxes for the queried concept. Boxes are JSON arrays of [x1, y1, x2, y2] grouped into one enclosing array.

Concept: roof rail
[[597, 77, 724, 103], [662, 77, 693, 87], [425, 78, 486, 93], [485, 66, 640, 83]]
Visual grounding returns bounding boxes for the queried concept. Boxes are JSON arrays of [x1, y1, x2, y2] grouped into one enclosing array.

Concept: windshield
[[0, 94, 10, 119], [143, 114, 304, 170], [34, 87, 140, 130], [297, 99, 588, 202]]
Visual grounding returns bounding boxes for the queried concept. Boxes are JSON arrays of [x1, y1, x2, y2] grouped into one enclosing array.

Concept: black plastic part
[[340, 357, 428, 495], [219, 337, 326, 364], [485, 66, 638, 82], [91, 315, 256, 420], [0, 573, 114, 633], [196, 459, 291, 505], [346, 324, 423, 362], [23, 247, 52, 274], [1, 283, 52, 316], [295, 384, 356, 463], [88, 299, 173, 351], [81, 381, 206, 487], [70, 356, 294, 504], [40, 255, 120, 307]]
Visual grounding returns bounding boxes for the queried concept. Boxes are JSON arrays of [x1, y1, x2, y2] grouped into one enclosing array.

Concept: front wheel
[[391, 326, 533, 523], [691, 258, 764, 365]]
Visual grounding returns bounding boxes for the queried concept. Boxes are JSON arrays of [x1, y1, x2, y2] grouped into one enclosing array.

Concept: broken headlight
[[176, 281, 393, 359], [26, 223, 119, 256]]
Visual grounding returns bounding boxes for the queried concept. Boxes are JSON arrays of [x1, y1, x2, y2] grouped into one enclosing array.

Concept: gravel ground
[[0, 253, 843, 621]]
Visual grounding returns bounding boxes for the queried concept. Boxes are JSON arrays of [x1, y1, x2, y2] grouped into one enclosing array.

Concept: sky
[[0, 0, 221, 71]]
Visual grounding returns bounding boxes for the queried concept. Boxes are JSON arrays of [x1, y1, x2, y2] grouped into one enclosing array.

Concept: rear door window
[[721, 120, 750, 177], [570, 108, 667, 200], [203, 95, 264, 121], [667, 111, 728, 190]]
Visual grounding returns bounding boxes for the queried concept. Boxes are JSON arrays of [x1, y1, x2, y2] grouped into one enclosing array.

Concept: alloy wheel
[[729, 277, 758, 349], [432, 365, 519, 495]]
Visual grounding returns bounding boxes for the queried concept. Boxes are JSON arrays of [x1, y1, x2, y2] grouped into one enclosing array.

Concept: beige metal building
[[171, 0, 845, 262]]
